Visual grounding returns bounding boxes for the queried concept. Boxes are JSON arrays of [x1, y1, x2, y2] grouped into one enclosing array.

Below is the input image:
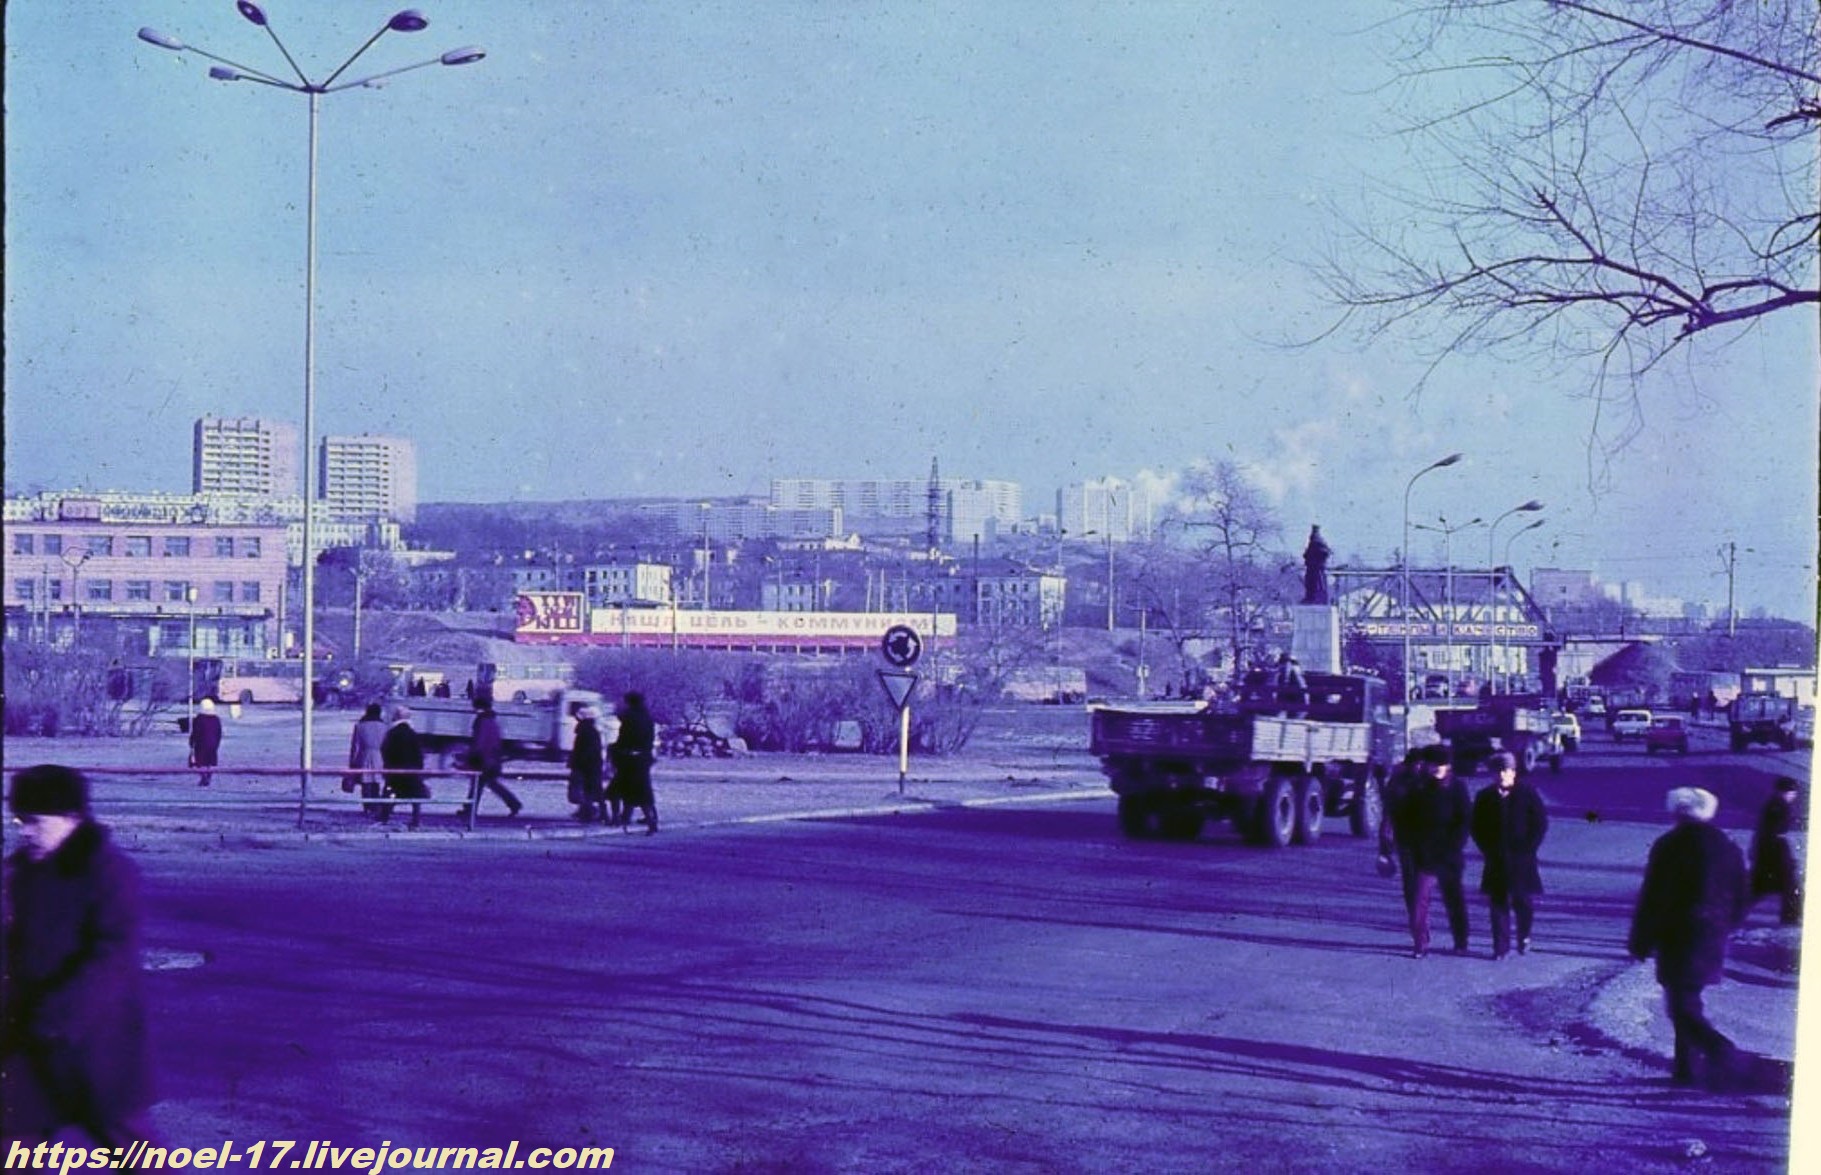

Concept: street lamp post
[[60, 549, 92, 643], [1414, 514, 1484, 700], [1486, 501, 1544, 693], [186, 586, 200, 724], [699, 503, 712, 611], [1401, 453, 1463, 718], [139, 5, 484, 784], [1498, 518, 1546, 692]]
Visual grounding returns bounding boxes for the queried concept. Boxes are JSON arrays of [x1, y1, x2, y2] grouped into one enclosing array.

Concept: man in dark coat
[[568, 705, 606, 823], [1628, 786, 1751, 1087], [1470, 751, 1550, 959], [1385, 744, 1471, 957], [187, 697, 222, 787], [2, 765, 155, 1146], [610, 691, 658, 834], [1377, 751, 1426, 917], [467, 700, 521, 820], [1749, 776, 1802, 926], [379, 705, 428, 829]]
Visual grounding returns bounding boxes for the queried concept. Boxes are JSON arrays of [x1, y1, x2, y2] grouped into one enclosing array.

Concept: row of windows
[[14, 579, 262, 604], [12, 533, 262, 558]]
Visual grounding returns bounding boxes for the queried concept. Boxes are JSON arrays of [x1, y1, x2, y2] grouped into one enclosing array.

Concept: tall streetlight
[[1414, 514, 1484, 700], [139, 5, 484, 783], [1401, 453, 1463, 714], [1487, 500, 1544, 693], [186, 586, 201, 724], [60, 549, 92, 642], [1498, 518, 1546, 692]]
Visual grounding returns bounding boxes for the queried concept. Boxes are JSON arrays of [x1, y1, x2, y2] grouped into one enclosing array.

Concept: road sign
[[877, 670, 918, 711], [880, 624, 922, 668]]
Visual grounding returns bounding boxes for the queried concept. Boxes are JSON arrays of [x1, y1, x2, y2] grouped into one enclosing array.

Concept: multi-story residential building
[[580, 561, 675, 607], [4, 499, 288, 657], [193, 416, 301, 498], [973, 560, 1066, 628], [655, 500, 844, 544], [319, 434, 418, 523], [4, 490, 399, 568], [769, 477, 1022, 542], [1057, 477, 1151, 541]]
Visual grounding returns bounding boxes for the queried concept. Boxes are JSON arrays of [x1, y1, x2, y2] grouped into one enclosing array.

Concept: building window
[[48, 580, 63, 602], [126, 580, 153, 602], [86, 535, 113, 557], [241, 581, 262, 603], [214, 581, 235, 604], [16, 579, 35, 601], [165, 581, 189, 603], [164, 536, 191, 557], [12, 534, 33, 555], [240, 536, 261, 558], [43, 535, 63, 556], [125, 535, 153, 558], [216, 536, 236, 557], [87, 580, 113, 602]]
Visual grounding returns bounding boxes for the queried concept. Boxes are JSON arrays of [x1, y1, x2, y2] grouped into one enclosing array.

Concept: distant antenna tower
[[926, 456, 942, 554]]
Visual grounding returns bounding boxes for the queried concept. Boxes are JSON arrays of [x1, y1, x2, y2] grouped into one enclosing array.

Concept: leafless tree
[[1171, 459, 1289, 681], [1320, 0, 1818, 455]]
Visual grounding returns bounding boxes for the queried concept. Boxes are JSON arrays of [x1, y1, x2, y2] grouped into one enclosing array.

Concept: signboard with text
[[1350, 620, 1548, 643]]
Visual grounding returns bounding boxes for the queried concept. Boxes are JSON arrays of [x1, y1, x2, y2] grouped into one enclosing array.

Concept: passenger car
[[1643, 715, 1689, 754], [1612, 709, 1653, 741], [1551, 712, 1581, 751]]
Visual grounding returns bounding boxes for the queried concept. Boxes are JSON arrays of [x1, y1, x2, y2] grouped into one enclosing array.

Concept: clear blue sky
[[5, 1, 1815, 619]]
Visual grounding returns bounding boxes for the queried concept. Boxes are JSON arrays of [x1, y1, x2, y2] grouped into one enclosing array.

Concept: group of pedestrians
[[1379, 742, 1803, 1089], [567, 692, 658, 833], [1378, 744, 1510, 959]]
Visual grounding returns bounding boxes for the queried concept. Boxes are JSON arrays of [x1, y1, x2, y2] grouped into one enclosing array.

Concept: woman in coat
[[609, 691, 658, 833], [1470, 752, 1550, 959], [2, 766, 156, 1146], [379, 705, 428, 828], [1750, 776, 1802, 926], [347, 703, 388, 819], [568, 705, 606, 823]]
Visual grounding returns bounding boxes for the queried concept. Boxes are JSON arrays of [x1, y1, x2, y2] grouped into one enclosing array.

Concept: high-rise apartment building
[[193, 417, 300, 497], [1057, 478, 1150, 541], [770, 477, 1022, 542], [319, 434, 418, 522]]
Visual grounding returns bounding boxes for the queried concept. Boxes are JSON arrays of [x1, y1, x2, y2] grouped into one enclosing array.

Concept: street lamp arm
[[325, 49, 483, 92], [138, 29, 296, 89], [211, 66, 299, 89]]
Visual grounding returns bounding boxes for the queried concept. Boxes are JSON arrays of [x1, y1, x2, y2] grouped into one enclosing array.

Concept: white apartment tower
[[193, 416, 300, 497], [319, 434, 418, 522], [1057, 478, 1149, 540]]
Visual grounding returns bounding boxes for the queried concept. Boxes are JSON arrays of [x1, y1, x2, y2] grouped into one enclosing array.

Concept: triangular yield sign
[[877, 670, 918, 711]]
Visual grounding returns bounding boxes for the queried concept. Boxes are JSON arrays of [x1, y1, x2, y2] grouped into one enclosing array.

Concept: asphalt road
[[101, 721, 1803, 1174]]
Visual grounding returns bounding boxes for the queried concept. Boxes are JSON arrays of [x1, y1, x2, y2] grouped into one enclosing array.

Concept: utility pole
[[1720, 541, 1738, 637]]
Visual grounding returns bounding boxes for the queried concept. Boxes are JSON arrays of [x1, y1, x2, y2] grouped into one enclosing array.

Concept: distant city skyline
[[5, 2, 1813, 620]]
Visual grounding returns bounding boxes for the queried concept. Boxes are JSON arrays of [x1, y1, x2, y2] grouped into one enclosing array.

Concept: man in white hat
[[1627, 787, 1750, 1087]]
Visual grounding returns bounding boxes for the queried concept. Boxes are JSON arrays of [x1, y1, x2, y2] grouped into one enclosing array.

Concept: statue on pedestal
[[1301, 525, 1331, 605]]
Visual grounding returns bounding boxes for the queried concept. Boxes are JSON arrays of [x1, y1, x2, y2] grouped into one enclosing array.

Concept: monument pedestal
[[1291, 605, 1341, 675]]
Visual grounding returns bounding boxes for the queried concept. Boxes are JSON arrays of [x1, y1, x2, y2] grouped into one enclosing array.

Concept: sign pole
[[898, 704, 910, 794]]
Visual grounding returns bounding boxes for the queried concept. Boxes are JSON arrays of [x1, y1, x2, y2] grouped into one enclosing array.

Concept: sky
[[5, 1, 1816, 620]]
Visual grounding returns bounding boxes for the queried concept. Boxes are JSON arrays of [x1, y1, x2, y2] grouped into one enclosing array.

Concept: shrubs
[[3, 638, 182, 737]]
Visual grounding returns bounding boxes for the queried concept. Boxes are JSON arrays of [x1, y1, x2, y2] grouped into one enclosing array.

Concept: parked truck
[[406, 688, 607, 766], [1088, 673, 1400, 848], [1433, 695, 1563, 776], [1728, 693, 1797, 751]]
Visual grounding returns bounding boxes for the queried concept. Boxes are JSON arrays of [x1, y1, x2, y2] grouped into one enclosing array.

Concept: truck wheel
[[1519, 743, 1540, 774], [1161, 810, 1207, 842], [1254, 777, 1296, 849], [1118, 794, 1163, 840], [1349, 776, 1383, 839], [1292, 777, 1324, 845]]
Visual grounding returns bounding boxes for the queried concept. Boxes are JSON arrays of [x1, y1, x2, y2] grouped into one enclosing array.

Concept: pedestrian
[[380, 705, 428, 829], [1749, 776, 1802, 926], [466, 698, 521, 820], [2, 765, 157, 1148], [1377, 750, 1426, 917], [1384, 744, 1472, 957], [568, 704, 606, 823], [1627, 787, 1751, 1088], [1470, 751, 1549, 959], [187, 697, 222, 787], [347, 703, 388, 820], [609, 691, 658, 834]]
